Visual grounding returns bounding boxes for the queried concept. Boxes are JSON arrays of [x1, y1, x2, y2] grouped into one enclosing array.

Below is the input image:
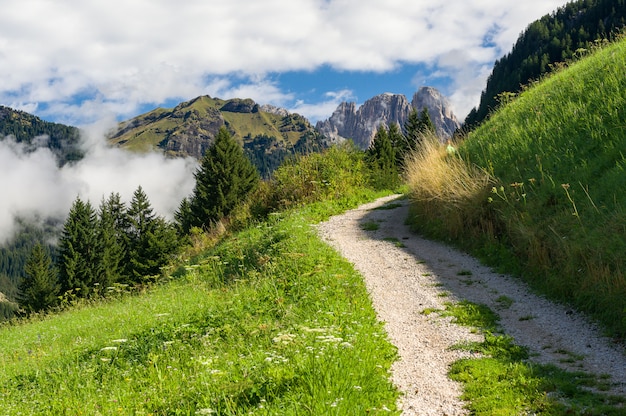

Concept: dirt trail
[[316, 195, 626, 415]]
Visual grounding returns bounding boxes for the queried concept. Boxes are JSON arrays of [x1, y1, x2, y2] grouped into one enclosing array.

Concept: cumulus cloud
[[1, 0, 566, 123], [0, 122, 197, 244]]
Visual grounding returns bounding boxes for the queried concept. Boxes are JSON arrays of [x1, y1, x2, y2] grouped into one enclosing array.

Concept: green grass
[[0, 208, 400, 415], [360, 221, 380, 231], [436, 301, 626, 415], [460, 38, 626, 337], [382, 237, 406, 248], [407, 37, 626, 338]]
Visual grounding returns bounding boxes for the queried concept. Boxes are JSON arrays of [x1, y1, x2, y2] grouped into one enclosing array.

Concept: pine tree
[[126, 186, 179, 281], [174, 197, 193, 235], [96, 193, 128, 289], [404, 107, 422, 149], [419, 107, 435, 135], [58, 197, 99, 296], [18, 243, 59, 313], [184, 127, 259, 231], [404, 107, 436, 153], [366, 125, 399, 190], [387, 121, 408, 167]]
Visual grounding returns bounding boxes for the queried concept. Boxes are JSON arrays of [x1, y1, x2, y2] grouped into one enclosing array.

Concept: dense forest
[[464, 0, 626, 127], [0, 106, 83, 164]]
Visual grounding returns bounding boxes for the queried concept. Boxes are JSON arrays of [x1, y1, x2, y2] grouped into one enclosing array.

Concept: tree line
[[366, 107, 435, 190], [17, 127, 259, 314]]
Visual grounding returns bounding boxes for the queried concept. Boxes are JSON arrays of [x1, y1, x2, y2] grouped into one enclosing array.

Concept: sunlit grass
[[405, 37, 626, 338], [432, 301, 626, 415], [0, 208, 399, 415]]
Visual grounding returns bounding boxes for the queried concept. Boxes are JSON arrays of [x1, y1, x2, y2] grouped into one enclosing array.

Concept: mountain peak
[[316, 87, 460, 149]]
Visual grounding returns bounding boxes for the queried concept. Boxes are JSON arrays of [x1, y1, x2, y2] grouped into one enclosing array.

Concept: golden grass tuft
[[404, 134, 492, 206], [404, 134, 494, 238]]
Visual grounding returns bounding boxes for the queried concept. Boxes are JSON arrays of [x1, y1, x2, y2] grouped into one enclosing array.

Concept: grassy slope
[[0, 196, 399, 415], [460, 38, 626, 336], [110, 96, 303, 152]]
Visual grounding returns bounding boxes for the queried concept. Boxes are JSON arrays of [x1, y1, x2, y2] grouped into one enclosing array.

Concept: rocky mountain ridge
[[316, 86, 460, 149]]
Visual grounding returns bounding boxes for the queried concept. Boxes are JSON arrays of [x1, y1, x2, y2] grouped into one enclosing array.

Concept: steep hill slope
[[108, 95, 327, 176], [461, 37, 626, 336], [465, 0, 626, 127]]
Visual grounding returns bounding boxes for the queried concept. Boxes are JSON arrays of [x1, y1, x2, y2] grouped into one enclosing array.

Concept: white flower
[[100, 346, 118, 352]]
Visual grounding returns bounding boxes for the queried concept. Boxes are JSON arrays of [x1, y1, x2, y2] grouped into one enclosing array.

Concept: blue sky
[[1, 0, 567, 126]]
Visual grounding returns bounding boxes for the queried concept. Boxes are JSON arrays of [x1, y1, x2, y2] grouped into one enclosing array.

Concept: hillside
[[0, 106, 83, 164], [408, 37, 626, 337], [465, 0, 626, 127], [108, 95, 328, 177]]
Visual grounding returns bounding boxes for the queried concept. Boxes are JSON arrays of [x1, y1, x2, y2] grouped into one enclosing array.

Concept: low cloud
[[0, 120, 197, 244]]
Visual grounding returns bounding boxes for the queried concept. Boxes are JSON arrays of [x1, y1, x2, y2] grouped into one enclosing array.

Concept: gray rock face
[[316, 87, 460, 149], [411, 87, 460, 139], [316, 93, 411, 149], [220, 98, 259, 113], [259, 104, 290, 117]]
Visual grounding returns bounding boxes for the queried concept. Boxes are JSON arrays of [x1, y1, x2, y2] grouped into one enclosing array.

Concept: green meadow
[[0, 204, 399, 415]]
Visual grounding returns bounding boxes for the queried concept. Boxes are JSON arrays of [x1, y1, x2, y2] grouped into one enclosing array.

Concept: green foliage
[[465, 0, 626, 127], [408, 38, 626, 337], [0, 205, 400, 414], [366, 125, 400, 190], [17, 243, 59, 313], [183, 127, 260, 232], [96, 193, 128, 288], [0, 106, 83, 165], [260, 141, 370, 214], [127, 187, 179, 282], [58, 197, 99, 296]]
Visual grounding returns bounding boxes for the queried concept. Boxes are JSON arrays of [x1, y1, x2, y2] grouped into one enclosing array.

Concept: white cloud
[[0, 123, 197, 244], [0, 0, 567, 123], [290, 89, 357, 123]]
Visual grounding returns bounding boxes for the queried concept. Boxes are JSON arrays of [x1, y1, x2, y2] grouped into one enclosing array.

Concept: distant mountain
[[316, 87, 460, 149], [108, 95, 328, 177], [465, 0, 626, 128], [0, 106, 83, 164]]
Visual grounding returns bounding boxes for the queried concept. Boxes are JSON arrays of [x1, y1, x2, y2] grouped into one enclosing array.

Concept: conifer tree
[[366, 125, 399, 190], [126, 186, 178, 281], [58, 197, 99, 296], [96, 193, 128, 289], [404, 107, 423, 150], [404, 107, 437, 154], [183, 127, 259, 231], [419, 107, 435, 135], [18, 242, 59, 312], [387, 121, 408, 167]]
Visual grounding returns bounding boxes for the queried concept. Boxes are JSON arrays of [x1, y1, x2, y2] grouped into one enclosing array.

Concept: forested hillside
[[465, 0, 626, 127], [0, 106, 83, 164]]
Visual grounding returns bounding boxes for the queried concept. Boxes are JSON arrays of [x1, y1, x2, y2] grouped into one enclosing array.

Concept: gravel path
[[316, 195, 626, 415]]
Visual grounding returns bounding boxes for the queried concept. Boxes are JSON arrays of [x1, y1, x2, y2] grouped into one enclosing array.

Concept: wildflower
[[272, 333, 296, 344], [100, 346, 118, 352], [111, 339, 128, 343]]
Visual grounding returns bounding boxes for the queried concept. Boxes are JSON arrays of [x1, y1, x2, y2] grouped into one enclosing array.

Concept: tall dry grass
[[404, 134, 494, 240]]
